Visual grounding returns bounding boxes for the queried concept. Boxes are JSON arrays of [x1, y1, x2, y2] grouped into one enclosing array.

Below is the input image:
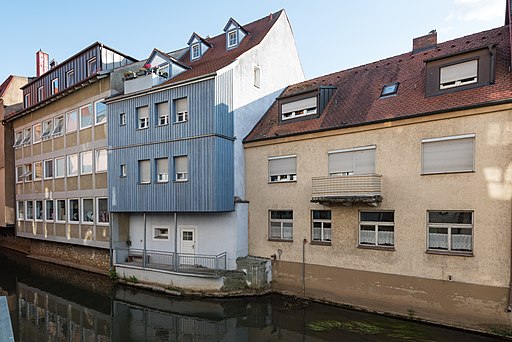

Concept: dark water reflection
[[0, 248, 504, 341]]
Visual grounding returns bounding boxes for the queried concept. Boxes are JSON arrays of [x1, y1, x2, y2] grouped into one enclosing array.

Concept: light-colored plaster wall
[[245, 105, 512, 288]]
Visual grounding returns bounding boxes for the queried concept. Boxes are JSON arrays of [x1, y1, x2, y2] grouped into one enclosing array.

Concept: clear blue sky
[[0, 0, 505, 84]]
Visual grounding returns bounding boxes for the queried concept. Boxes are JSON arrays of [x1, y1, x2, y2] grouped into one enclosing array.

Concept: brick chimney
[[412, 30, 437, 54]]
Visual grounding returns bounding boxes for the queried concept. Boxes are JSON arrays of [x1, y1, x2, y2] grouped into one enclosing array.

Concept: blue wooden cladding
[[108, 74, 235, 213]]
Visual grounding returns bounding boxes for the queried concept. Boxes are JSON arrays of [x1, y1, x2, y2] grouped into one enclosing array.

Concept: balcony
[[311, 174, 382, 205]]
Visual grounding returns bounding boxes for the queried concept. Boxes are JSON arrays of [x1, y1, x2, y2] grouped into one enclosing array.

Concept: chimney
[[49, 59, 57, 69], [36, 50, 49, 77], [412, 30, 437, 54]]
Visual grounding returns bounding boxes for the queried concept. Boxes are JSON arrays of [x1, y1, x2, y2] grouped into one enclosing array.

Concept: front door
[[180, 228, 195, 254]]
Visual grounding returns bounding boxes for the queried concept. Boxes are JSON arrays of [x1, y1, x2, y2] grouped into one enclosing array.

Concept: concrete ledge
[[0, 297, 14, 342], [27, 254, 109, 276]]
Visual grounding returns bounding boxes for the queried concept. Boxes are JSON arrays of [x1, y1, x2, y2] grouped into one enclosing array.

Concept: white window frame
[[13, 131, 23, 148], [79, 103, 93, 130], [120, 164, 127, 177], [156, 158, 169, 183], [253, 65, 261, 88], [95, 149, 107, 173], [54, 157, 65, 178], [33, 161, 42, 181], [56, 199, 66, 223], [228, 30, 238, 48], [66, 110, 77, 133], [81, 198, 94, 224], [427, 210, 473, 253], [137, 106, 149, 129], [34, 200, 43, 221], [421, 134, 475, 175], [268, 155, 297, 183], [66, 69, 75, 87], [139, 160, 151, 184], [175, 98, 188, 123], [67, 154, 78, 177], [22, 127, 31, 145], [45, 199, 54, 222], [269, 210, 293, 241], [358, 211, 395, 248], [24, 93, 30, 108], [33, 123, 42, 143], [153, 227, 170, 240], [37, 86, 44, 102], [53, 115, 64, 136], [41, 119, 53, 140], [16, 165, 24, 183], [96, 197, 109, 225], [43, 159, 53, 179], [120, 113, 126, 126], [68, 198, 79, 223], [311, 210, 332, 243], [80, 151, 93, 175], [24, 163, 32, 182], [191, 43, 200, 59], [51, 78, 59, 95], [174, 156, 188, 182], [94, 99, 107, 125], [25, 201, 34, 221], [17, 201, 25, 221], [87, 57, 97, 76], [156, 102, 169, 126]]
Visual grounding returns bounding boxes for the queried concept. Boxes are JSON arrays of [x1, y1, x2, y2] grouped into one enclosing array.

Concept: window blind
[[175, 156, 187, 173], [139, 160, 150, 182], [329, 148, 375, 175], [281, 97, 317, 114], [440, 60, 477, 84], [176, 98, 188, 113], [269, 156, 296, 176], [137, 106, 149, 119], [422, 137, 474, 173]]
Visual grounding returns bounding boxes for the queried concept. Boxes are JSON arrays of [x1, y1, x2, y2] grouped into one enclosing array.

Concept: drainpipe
[[143, 213, 147, 268], [302, 238, 307, 297], [109, 213, 113, 269], [508, 196, 512, 312], [174, 213, 177, 272]]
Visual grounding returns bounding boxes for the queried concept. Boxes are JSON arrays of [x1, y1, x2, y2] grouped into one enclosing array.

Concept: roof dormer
[[187, 33, 212, 61], [223, 18, 248, 50]]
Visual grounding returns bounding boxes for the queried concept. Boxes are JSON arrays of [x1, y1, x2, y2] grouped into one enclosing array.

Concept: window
[[268, 155, 296, 182], [37, 86, 44, 102], [359, 211, 394, 247], [159, 64, 169, 78], [45, 200, 54, 221], [281, 97, 317, 120], [67, 154, 78, 176], [51, 78, 59, 95], [44, 160, 53, 179], [174, 156, 188, 181], [82, 199, 94, 223], [22, 128, 31, 145], [97, 198, 109, 225], [55, 157, 65, 178], [428, 211, 473, 253], [66, 69, 75, 87], [254, 66, 261, 88], [41, 120, 52, 140], [440, 60, 477, 89], [24, 93, 30, 108], [25, 201, 34, 220], [312, 210, 331, 243], [380, 82, 399, 97], [69, 199, 79, 223], [228, 30, 238, 47], [328, 146, 376, 176], [24, 164, 32, 182], [191, 44, 200, 59], [156, 158, 168, 183], [269, 210, 293, 240], [139, 160, 151, 183], [53, 115, 64, 136], [175, 98, 188, 123], [16, 166, 24, 183], [137, 106, 149, 129], [13, 131, 23, 148], [66, 110, 77, 133], [119, 113, 126, 126], [80, 151, 93, 174], [17, 201, 25, 220], [95, 100, 107, 125], [120, 164, 127, 177], [56, 200, 66, 222], [79, 103, 93, 129], [95, 149, 107, 173], [35, 201, 43, 221], [33, 161, 42, 180], [154, 227, 169, 240], [422, 134, 475, 174], [156, 102, 169, 126], [33, 123, 42, 143], [87, 57, 97, 76]]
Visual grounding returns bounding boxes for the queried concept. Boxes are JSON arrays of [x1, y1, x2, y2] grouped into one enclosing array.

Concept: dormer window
[[281, 97, 317, 121], [24, 93, 30, 108], [439, 60, 477, 89], [380, 82, 399, 97], [37, 86, 44, 102], [159, 64, 169, 78], [228, 30, 238, 48], [191, 44, 200, 60]]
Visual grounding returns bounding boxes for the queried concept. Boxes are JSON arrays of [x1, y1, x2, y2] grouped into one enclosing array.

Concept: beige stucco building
[[244, 24, 512, 330]]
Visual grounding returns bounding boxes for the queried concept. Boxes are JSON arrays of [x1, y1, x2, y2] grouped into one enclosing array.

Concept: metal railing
[[114, 247, 227, 275], [311, 174, 382, 203]]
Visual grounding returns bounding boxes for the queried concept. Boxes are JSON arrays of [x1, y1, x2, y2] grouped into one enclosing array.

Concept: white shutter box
[[176, 98, 188, 113], [175, 156, 187, 173], [328, 152, 353, 174], [282, 97, 317, 114], [440, 60, 477, 84], [269, 157, 296, 176], [138, 106, 149, 118]]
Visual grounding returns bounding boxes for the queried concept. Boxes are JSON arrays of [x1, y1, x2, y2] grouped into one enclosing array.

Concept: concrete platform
[[0, 296, 14, 341]]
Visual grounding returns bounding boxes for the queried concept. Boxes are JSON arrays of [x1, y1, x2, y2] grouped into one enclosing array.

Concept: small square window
[[380, 83, 399, 97], [427, 211, 473, 253], [154, 227, 169, 240], [359, 211, 395, 247], [269, 155, 297, 182]]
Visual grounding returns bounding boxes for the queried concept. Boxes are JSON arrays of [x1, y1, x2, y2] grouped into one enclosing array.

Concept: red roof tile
[[244, 25, 512, 143]]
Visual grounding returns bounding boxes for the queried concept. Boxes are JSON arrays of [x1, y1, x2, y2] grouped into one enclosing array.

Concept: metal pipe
[[143, 213, 147, 268], [174, 212, 177, 272], [109, 212, 113, 268], [302, 238, 307, 296]]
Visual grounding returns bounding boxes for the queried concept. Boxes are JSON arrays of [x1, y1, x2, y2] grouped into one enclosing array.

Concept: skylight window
[[380, 82, 399, 97]]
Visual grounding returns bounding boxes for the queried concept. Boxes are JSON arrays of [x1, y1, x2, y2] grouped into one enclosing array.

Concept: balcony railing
[[311, 174, 382, 204], [114, 247, 227, 276]]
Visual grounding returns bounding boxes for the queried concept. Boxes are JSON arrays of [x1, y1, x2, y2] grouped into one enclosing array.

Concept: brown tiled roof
[[161, 10, 283, 85], [244, 25, 512, 143]]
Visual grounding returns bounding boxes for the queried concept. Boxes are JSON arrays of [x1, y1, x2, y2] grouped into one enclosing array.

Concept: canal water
[[0, 248, 505, 341]]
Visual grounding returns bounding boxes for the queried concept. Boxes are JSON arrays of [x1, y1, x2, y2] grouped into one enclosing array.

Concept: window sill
[[174, 179, 188, 183], [68, 221, 80, 225], [268, 180, 297, 184], [138, 182, 151, 185], [94, 121, 107, 126], [426, 250, 473, 257], [95, 170, 107, 174], [156, 123, 169, 127], [55, 220, 66, 224], [156, 181, 169, 184], [96, 223, 109, 226], [173, 121, 188, 125], [137, 127, 149, 130], [82, 222, 94, 225], [268, 238, 293, 243], [310, 241, 331, 246], [421, 170, 475, 176], [357, 245, 395, 251], [79, 126, 93, 131]]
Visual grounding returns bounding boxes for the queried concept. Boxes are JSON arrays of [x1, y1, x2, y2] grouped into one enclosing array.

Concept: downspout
[[302, 238, 307, 297], [109, 212, 113, 269], [174, 213, 178, 271], [508, 0, 512, 313], [143, 213, 147, 268]]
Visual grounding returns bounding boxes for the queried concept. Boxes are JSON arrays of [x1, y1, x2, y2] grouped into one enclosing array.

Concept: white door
[[180, 228, 195, 254]]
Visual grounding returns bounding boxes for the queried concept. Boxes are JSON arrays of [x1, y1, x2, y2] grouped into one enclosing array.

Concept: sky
[[0, 0, 505, 85]]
